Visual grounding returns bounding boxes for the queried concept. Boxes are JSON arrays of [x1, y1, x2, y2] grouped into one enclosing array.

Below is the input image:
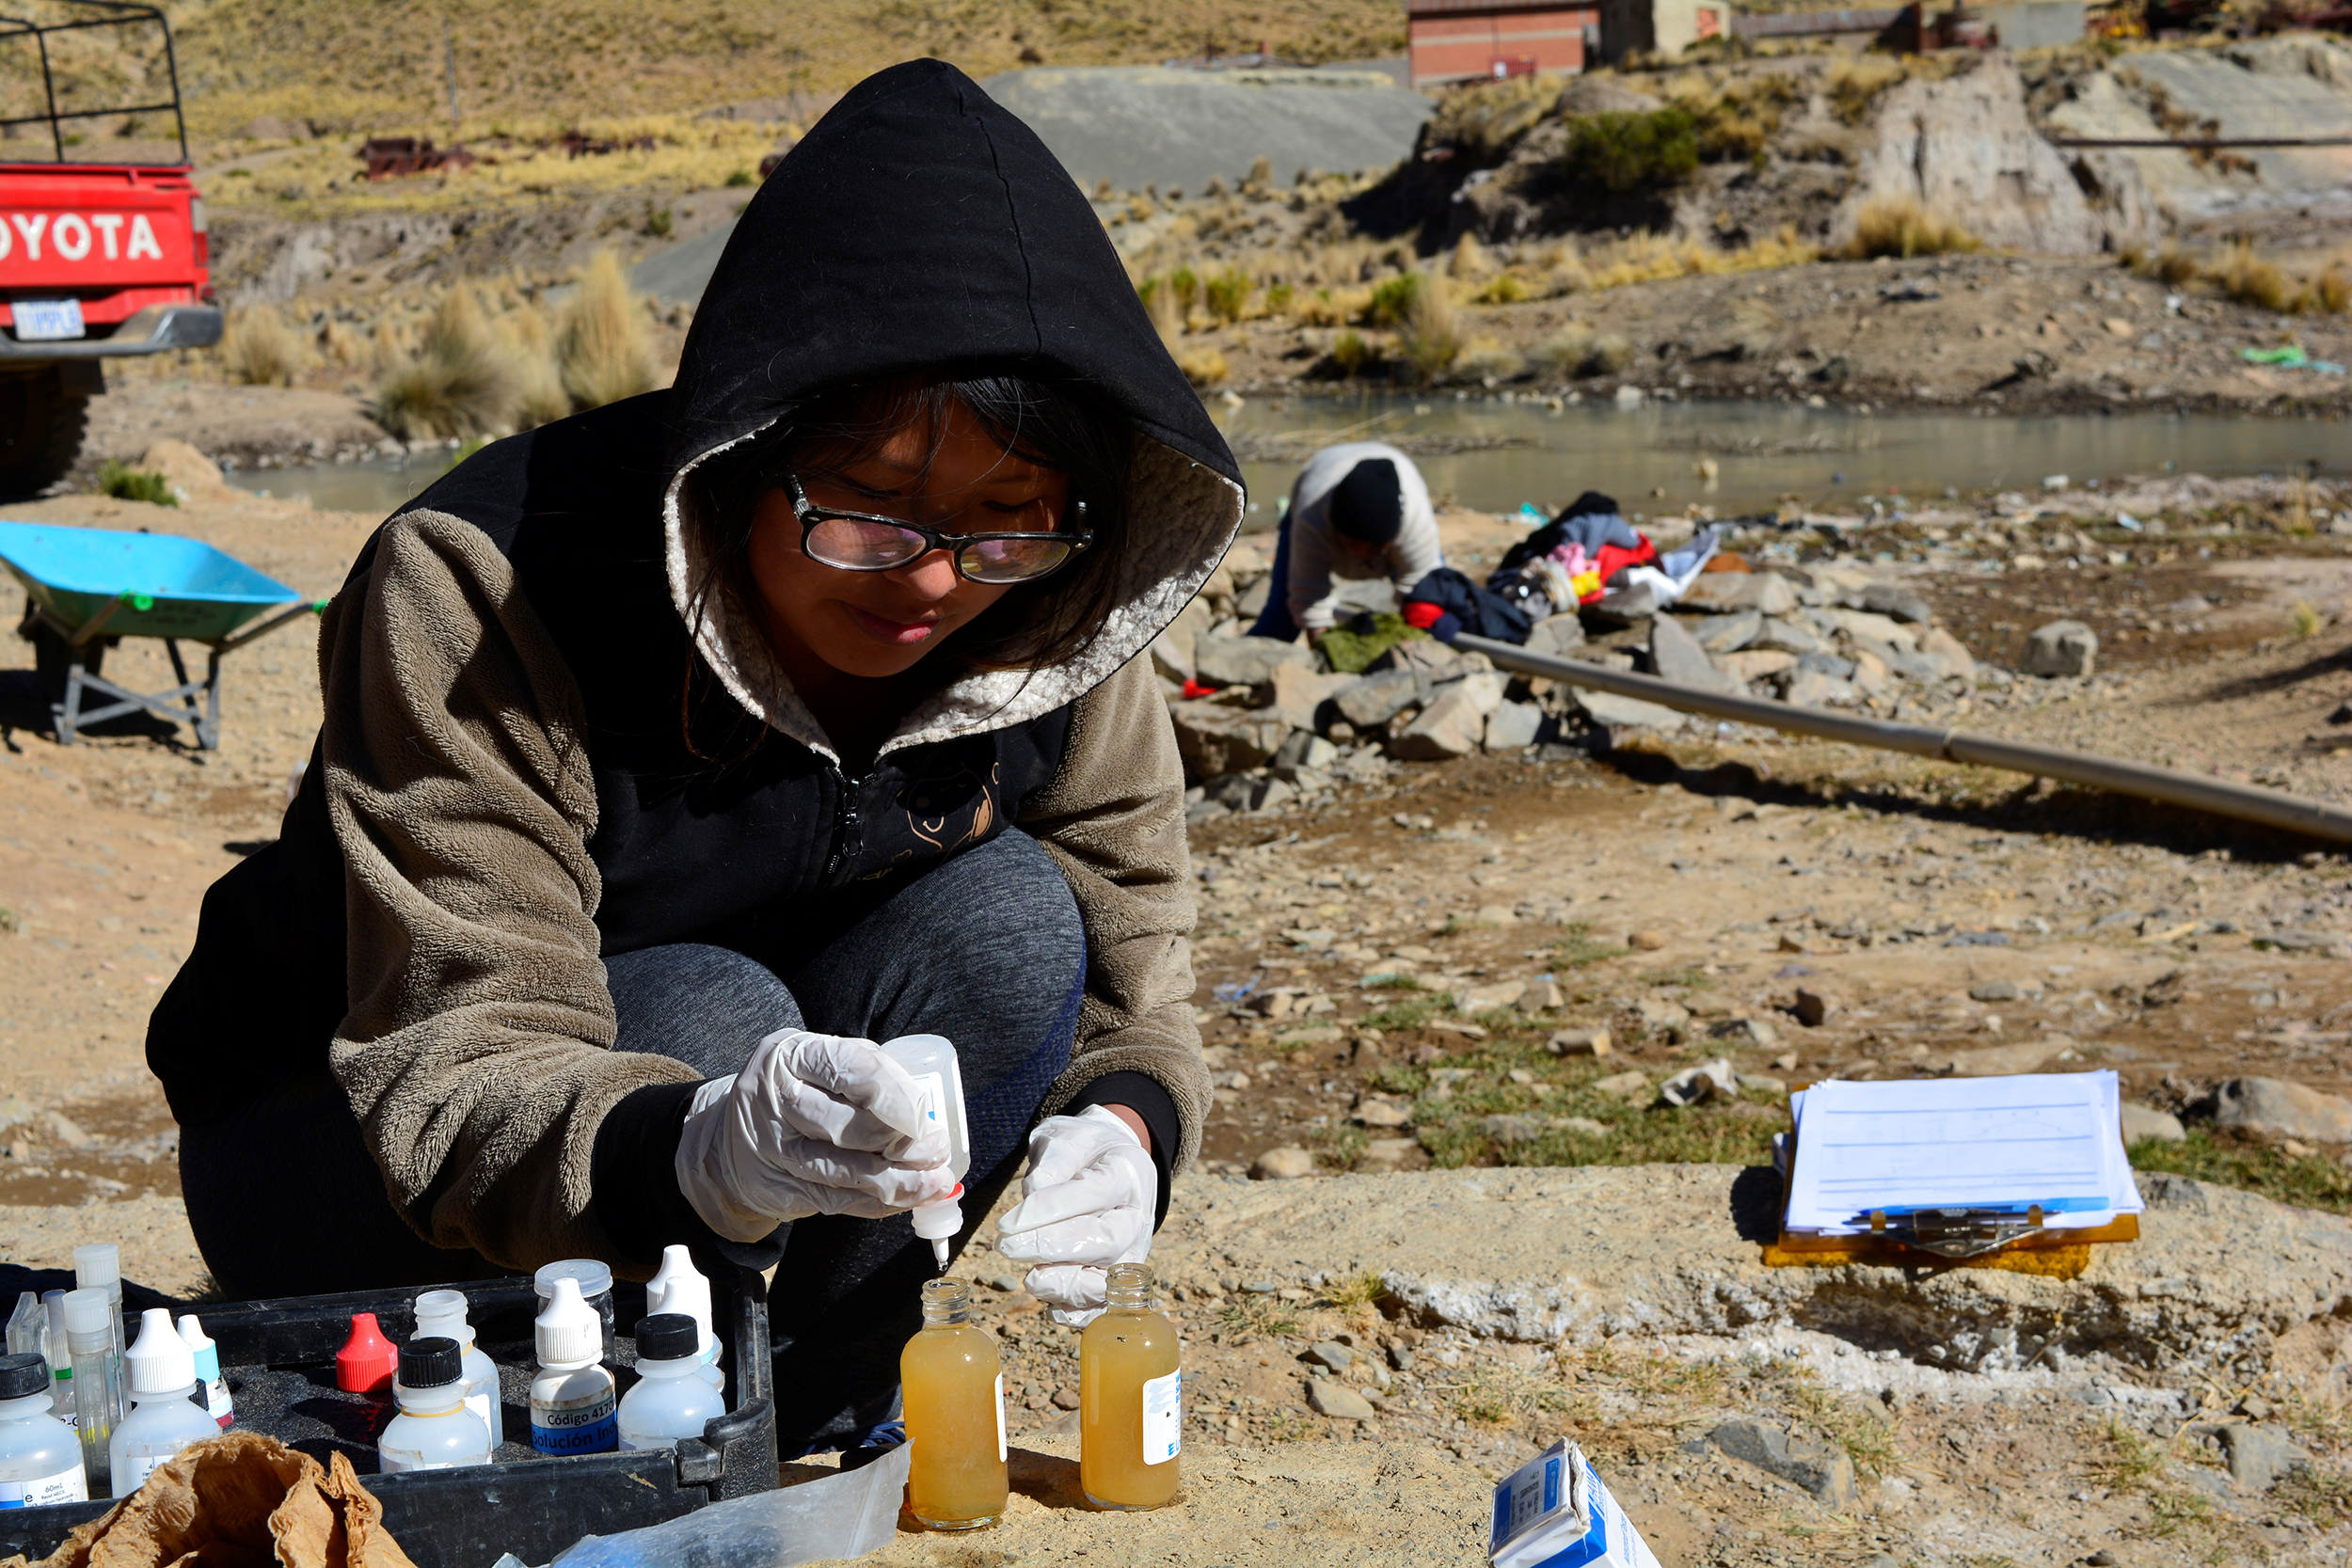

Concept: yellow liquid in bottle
[[900, 1311, 1007, 1529], [1078, 1276, 1181, 1512]]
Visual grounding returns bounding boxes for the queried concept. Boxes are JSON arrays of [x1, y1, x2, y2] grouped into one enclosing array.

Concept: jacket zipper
[[823, 767, 864, 885]]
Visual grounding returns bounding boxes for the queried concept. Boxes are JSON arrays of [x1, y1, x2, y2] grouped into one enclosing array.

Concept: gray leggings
[[182, 828, 1086, 1453]]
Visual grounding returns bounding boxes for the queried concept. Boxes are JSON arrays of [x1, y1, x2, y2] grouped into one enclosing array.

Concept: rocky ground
[[3, 469, 2350, 1565]]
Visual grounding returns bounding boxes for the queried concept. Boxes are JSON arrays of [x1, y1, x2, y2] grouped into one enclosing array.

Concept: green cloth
[[2240, 344, 2309, 367], [1318, 611, 1429, 674]]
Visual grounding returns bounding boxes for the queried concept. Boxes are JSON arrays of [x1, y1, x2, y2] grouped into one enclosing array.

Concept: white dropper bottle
[[529, 1278, 615, 1456], [877, 1035, 971, 1270], [645, 1246, 724, 1393], [108, 1309, 216, 1496]]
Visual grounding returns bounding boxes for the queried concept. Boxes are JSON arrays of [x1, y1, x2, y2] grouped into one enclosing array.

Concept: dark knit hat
[[1327, 456, 1403, 545]]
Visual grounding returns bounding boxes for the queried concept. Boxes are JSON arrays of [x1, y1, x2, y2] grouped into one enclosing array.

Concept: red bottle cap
[[336, 1312, 397, 1394]]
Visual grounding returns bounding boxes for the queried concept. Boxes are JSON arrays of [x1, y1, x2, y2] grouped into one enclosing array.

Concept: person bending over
[[1248, 440, 1442, 643], [147, 59, 1238, 1458]]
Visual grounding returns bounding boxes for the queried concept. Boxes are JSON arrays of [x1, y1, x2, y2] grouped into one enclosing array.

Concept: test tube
[[72, 1244, 124, 1420], [63, 1287, 114, 1493], [42, 1291, 72, 1429]]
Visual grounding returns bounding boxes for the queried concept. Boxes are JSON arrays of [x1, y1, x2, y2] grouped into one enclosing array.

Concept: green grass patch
[[1367, 271, 1422, 327], [96, 461, 177, 506], [2129, 1127, 2352, 1216], [1549, 923, 1625, 968], [1311, 1121, 1369, 1172], [1363, 974, 1427, 990], [1557, 108, 1699, 193], [1360, 993, 1443, 1031]]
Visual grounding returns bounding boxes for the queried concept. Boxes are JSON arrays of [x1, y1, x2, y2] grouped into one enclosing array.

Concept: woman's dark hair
[[685, 371, 1135, 702]]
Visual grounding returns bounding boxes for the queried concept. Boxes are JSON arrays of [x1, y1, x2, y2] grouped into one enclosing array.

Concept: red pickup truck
[[0, 0, 221, 493]]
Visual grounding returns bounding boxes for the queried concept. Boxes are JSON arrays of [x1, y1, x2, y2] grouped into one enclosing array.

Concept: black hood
[[652, 58, 1245, 760], [664, 57, 1237, 490]]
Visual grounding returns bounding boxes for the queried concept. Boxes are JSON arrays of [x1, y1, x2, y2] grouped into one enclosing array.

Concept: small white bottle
[[176, 1316, 232, 1431], [615, 1314, 726, 1453], [71, 1245, 124, 1421], [108, 1309, 217, 1497], [878, 1034, 972, 1269], [377, 1338, 492, 1473], [0, 1351, 87, 1508], [645, 1247, 724, 1394], [413, 1291, 502, 1449], [529, 1278, 615, 1456]]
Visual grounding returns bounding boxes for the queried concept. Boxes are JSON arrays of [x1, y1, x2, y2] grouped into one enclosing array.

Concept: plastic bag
[[538, 1443, 911, 1568]]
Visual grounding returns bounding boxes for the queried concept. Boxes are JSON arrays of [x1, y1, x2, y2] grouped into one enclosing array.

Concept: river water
[[229, 395, 2347, 524]]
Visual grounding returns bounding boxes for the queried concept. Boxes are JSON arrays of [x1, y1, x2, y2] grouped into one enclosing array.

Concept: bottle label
[[993, 1372, 1007, 1463], [531, 1386, 617, 1455], [0, 1465, 89, 1508], [115, 1450, 168, 1495], [1140, 1370, 1181, 1465], [206, 1378, 234, 1429]]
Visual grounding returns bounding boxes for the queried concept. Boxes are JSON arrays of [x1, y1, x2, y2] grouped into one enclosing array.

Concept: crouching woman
[[146, 58, 1241, 1457]]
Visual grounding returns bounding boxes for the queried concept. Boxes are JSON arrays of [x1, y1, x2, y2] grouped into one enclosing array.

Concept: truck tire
[[0, 367, 91, 498]]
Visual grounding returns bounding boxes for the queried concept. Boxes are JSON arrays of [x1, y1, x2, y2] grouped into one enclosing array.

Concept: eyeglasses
[[785, 473, 1091, 585]]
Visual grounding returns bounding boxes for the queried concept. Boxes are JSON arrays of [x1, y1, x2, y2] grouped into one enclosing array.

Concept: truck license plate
[[14, 299, 84, 341]]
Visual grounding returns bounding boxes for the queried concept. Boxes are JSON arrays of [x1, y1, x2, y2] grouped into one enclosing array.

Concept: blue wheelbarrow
[[0, 520, 326, 751]]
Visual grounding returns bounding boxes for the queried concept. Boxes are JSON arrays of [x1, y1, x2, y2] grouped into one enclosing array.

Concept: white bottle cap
[[647, 1246, 715, 1356], [126, 1307, 195, 1395], [532, 1259, 612, 1303], [911, 1187, 965, 1271], [413, 1289, 476, 1348], [175, 1313, 214, 1354], [61, 1288, 111, 1346], [534, 1276, 602, 1368], [73, 1243, 120, 1292]]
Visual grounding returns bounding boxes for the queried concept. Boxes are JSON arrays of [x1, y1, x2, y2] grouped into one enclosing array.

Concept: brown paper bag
[[3, 1433, 419, 1568]]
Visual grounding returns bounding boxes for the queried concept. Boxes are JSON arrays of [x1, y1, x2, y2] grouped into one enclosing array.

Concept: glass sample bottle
[[1078, 1263, 1180, 1512], [377, 1338, 492, 1473], [615, 1314, 725, 1453], [529, 1278, 615, 1456], [413, 1291, 502, 1449], [899, 1279, 1006, 1530], [108, 1309, 217, 1497], [0, 1351, 87, 1508]]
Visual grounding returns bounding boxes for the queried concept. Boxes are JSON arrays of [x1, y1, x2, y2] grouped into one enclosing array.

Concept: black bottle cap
[[0, 1352, 47, 1399], [635, 1313, 699, 1363], [399, 1336, 463, 1388]]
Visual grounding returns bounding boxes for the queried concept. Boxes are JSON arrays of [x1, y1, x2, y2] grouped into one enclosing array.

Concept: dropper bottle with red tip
[[336, 1313, 398, 1396]]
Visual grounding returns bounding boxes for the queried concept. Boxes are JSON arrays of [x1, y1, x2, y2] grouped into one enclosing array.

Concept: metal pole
[[1453, 633, 2352, 846]]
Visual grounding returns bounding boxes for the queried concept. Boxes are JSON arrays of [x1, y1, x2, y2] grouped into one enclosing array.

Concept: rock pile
[[1164, 540, 2010, 820]]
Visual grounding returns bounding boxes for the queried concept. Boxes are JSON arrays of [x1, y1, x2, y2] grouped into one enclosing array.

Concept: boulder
[[1690, 611, 1763, 654], [1858, 582, 1934, 624], [1525, 612, 1586, 657], [1547, 1026, 1613, 1057], [1193, 633, 1312, 688], [1332, 667, 1420, 728], [1390, 685, 1490, 759], [1918, 626, 1978, 682], [2217, 1424, 2312, 1491], [2022, 620, 2098, 678], [1483, 699, 1544, 752], [137, 439, 239, 505], [2214, 1077, 2352, 1143], [1169, 702, 1290, 780], [1782, 668, 1856, 708], [1648, 613, 1742, 694], [1249, 1146, 1315, 1180], [1749, 617, 1825, 656], [2121, 1102, 2186, 1144], [1678, 572, 1796, 617], [1792, 988, 1835, 1027], [1306, 1378, 1377, 1421], [1593, 1069, 1649, 1098], [1823, 608, 1917, 651], [1721, 649, 1797, 685], [1263, 662, 1357, 732], [1582, 582, 1660, 628], [1146, 598, 1212, 681], [1708, 1418, 1857, 1506], [1568, 688, 1685, 734]]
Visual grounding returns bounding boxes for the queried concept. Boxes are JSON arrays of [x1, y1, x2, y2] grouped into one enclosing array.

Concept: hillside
[[165, 0, 1409, 140]]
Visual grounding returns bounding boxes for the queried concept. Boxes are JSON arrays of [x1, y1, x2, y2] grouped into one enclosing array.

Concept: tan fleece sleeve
[[1018, 654, 1210, 1172], [321, 512, 699, 1270]]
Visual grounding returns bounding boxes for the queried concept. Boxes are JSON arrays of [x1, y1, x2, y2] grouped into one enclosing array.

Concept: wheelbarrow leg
[[200, 647, 222, 752], [55, 655, 83, 745]]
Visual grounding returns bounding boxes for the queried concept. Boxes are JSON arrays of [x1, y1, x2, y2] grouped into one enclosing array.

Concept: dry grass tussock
[[375, 288, 525, 440], [2131, 240, 2352, 315], [1846, 196, 1979, 260], [1397, 274, 1465, 386], [557, 251, 659, 412], [220, 307, 310, 387]]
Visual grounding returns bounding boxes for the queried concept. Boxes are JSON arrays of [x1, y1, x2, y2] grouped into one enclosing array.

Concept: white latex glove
[[994, 1104, 1155, 1327], [674, 1028, 956, 1243]]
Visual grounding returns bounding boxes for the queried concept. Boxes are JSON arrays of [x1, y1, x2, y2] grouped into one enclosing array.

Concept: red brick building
[[1406, 0, 1601, 87]]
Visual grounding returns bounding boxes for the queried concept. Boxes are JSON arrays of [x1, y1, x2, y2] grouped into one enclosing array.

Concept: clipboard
[[1763, 1085, 2141, 1277]]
